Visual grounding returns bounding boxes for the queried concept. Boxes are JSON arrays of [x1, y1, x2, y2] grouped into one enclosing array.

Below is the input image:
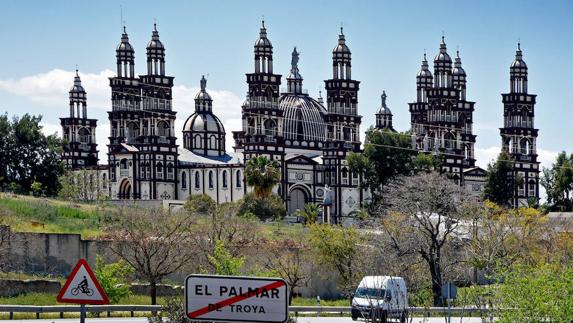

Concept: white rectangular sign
[[185, 275, 288, 323]]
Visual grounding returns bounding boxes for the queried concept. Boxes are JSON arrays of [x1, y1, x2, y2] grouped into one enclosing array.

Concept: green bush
[[184, 194, 216, 216], [237, 192, 286, 221], [94, 256, 134, 304]]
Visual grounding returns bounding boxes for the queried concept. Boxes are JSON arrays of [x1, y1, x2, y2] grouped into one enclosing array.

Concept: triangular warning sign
[[57, 258, 109, 305]]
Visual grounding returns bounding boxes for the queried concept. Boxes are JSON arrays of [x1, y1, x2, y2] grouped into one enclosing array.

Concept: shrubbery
[[237, 192, 286, 221]]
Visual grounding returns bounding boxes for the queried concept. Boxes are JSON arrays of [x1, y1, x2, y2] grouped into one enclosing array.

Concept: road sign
[[441, 282, 457, 300], [185, 275, 288, 323], [57, 258, 109, 305]]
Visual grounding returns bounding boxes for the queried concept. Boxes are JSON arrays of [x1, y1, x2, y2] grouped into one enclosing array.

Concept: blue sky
[[1, 0, 572, 169]]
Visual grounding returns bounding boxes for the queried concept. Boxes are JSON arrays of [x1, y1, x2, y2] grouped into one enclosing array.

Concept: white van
[[351, 276, 408, 322]]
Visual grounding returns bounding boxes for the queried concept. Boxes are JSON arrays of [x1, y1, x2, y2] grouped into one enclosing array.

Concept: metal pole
[[447, 285, 451, 323], [80, 304, 86, 323]]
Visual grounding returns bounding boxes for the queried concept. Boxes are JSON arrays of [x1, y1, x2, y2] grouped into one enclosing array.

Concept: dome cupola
[[182, 76, 226, 157]]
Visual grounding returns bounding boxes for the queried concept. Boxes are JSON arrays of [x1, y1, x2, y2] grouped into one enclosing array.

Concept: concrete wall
[[2, 226, 112, 275]]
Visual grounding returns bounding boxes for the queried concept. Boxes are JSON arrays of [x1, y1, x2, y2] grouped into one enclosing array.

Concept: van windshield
[[355, 287, 386, 298]]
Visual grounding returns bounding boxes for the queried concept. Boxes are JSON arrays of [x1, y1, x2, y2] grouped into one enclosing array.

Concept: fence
[[0, 305, 491, 320]]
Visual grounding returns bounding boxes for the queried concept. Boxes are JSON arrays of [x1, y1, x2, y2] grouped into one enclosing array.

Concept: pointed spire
[[440, 34, 447, 52]]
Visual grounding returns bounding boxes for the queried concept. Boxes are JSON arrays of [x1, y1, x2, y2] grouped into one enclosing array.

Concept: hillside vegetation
[[0, 193, 110, 238]]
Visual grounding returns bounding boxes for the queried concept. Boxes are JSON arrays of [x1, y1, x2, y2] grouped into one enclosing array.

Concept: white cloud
[[0, 69, 114, 110]]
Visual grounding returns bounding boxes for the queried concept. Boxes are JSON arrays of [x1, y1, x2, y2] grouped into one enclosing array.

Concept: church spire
[[69, 69, 87, 118], [116, 26, 135, 78], [510, 41, 528, 93], [195, 75, 213, 112], [147, 22, 165, 76]]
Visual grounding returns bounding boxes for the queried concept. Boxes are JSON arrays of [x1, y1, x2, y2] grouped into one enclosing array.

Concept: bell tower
[[60, 69, 98, 169], [500, 43, 539, 206]]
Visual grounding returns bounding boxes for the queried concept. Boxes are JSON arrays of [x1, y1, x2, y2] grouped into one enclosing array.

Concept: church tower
[[324, 27, 362, 150], [107, 25, 178, 200], [409, 37, 476, 182], [322, 28, 363, 224], [60, 69, 98, 168], [375, 91, 395, 131], [500, 43, 539, 206], [234, 21, 285, 194]]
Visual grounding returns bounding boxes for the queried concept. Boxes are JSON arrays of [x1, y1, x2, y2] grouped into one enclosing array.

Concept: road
[[0, 317, 486, 323]]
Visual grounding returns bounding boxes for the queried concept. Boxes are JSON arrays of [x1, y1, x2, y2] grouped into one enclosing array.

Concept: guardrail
[[0, 305, 491, 320]]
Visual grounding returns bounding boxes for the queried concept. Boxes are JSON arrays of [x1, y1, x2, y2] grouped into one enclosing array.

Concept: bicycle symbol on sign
[[71, 276, 94, 296]]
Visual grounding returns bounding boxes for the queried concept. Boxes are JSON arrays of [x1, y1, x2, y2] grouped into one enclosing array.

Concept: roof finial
[[153, 17, 157, 31], [381, 90, 387, 107], [423, 49, 427, 61], [75, 64, 79, 76], [441, 31, 445, 44], [340, 22, 344, 35], [517, 37, 521, 51], [123, 25, 126, 34], [200, 75, 207, 91]]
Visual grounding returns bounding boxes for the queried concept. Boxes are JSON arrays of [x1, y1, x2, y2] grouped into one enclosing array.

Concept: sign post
[[185, 275, 288, 323], [56, 259, 109, 323], [441, 282, 457, 323]]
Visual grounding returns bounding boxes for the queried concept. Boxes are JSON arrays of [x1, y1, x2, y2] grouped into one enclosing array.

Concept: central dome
[[279, 93, 327, 143]]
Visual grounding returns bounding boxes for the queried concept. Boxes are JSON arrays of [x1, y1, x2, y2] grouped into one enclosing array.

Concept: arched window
[[120, 159, 129, 169], [444, 132, 456, 150], [181, 171, 187, 189], [222, 170, 228, 188], [157, 121, 170, 137], [194, 134, 202, 148], [264, 119, 277, 138], [248, 118, 256, 135], [236, 170, 242, 188], [78, 128, 91, 144], [157, 162, 164, 179], [102, 173, 107, 189], [208, 171, 214, 189], [209, 136, 217, 150], [194, 171, 200, 189], [167, 163, 174, 180]]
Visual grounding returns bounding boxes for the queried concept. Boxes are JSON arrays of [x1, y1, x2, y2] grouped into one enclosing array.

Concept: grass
[[291, 297, 349, 306], [0, 193, 111, 238]]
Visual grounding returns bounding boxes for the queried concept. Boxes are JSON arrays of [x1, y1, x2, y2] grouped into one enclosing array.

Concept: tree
[[294, 202, 319, 225], [309, 223, 365, 295], [483, 152, 518, 207], [541, 151, 573, 211], [208, 239, 245, 276], [94, 256, 133, 304], [0, 113, 64, 196], [237, 192, 286, 221], [244, 156, 281, 198], [58, 169, 108, 202], [494, 262, 573, 322], [106, 207, 197, 304], [192, 201, 260, 273], [348, 128, 442, 203], [263, 235, 310, 305], [184, 194, 216, 216], [377, 172, 474, 305]]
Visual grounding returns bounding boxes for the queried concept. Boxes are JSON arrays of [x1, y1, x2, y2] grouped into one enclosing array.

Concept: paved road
[[0, 317, 486, 323]]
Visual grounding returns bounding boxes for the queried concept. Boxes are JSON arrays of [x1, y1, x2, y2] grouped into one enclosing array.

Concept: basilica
[[60, 21, 540, 218]]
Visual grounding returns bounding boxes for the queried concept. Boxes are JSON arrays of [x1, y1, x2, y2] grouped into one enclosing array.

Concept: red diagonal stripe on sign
[[188, 280, 286, 318]]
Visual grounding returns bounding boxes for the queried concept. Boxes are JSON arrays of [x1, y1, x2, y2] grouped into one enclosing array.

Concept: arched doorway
[[118, 179, 131, 200], [288, 187, 309, 215]]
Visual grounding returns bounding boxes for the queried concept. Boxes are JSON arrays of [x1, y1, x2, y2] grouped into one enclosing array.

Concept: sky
[[1, 0, 572, 173]]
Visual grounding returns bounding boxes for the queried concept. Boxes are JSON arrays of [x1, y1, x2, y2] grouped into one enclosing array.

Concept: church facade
[[60, 22, 539, 214]]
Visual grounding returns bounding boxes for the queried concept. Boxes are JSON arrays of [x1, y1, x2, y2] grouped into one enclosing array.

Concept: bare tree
[[191, 202, 259, 273], [376, 172, 475, 306], [262, 237, 310, 305], [106, 207, 197, 304]]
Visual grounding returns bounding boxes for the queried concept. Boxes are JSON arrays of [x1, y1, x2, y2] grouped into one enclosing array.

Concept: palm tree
[[295, 203, 320, 225], [244, 156, 281, 198]]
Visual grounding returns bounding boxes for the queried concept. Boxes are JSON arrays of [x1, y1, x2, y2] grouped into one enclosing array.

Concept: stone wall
[[0, 279, 61, 297]]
